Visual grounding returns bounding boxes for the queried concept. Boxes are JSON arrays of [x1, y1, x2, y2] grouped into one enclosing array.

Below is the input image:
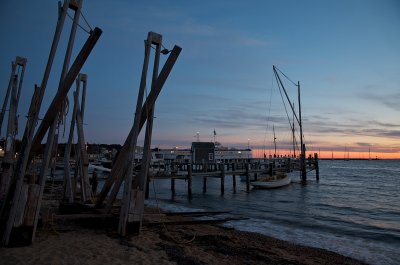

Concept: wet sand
[[0, 203, 368, 265]]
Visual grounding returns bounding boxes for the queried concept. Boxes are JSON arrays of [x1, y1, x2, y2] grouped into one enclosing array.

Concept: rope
[[274, 66, 298, 87], [66, 11, 91, 34], [275, 71, 294, 133], [262, 75, 274, 157], [80, 10, 93, 32]]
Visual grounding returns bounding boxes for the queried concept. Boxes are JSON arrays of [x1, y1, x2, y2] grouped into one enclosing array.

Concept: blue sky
[[1, 0, 399, 157]]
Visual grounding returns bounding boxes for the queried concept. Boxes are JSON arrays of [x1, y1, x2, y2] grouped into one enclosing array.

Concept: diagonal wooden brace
[[95, 45, 181, 208]]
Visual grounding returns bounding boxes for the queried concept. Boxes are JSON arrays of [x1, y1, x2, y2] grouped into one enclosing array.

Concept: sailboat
[[251, 125, 292, 189], [251, 65, 306, 188], [250, 172, 291, 189]]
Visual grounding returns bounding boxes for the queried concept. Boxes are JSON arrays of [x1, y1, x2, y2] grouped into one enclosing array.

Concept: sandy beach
[[0, 201, 368, 265]]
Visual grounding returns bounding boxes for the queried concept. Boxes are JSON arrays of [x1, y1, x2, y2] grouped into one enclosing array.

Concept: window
[[208, 153, 214, 161]]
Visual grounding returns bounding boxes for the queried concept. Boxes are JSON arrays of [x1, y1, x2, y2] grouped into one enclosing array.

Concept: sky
[[0, 0, 399, 159]]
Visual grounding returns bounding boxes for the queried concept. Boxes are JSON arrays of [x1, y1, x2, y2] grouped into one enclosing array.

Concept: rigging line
[[66, 11, 91, 34], [80, 10, 93, 32], [263, 74, 274, 155], [274, 71, 294, 132], [274, 66, 298, 87]]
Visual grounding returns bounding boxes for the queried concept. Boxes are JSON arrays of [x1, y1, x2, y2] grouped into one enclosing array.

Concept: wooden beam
[[30, 27, 102, 156], [95, 45, 182, 208]]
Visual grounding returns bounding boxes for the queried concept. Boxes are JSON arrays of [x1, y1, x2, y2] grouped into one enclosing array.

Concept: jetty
[[147, 155, 319, 197]]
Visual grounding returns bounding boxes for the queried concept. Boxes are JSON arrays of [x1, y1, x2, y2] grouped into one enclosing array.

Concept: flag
[[213, 129, 216, 136]]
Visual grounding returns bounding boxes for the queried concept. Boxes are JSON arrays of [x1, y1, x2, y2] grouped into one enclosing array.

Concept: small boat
[[251, 172, 291, 189]]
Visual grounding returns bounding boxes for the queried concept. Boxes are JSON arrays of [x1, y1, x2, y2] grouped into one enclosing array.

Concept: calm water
[[146, 160, 400, 265]]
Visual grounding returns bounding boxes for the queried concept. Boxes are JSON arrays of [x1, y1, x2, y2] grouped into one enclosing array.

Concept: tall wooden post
[[220, 163, 225, 195], [96, 45, 182, 209], [170, 178, 175, 194], [0, 57, 27, 212], [117, 32, 183, 236], [1, 1, 102, 246], [117, 35, 152, 236], [63, 75, 83, 202], [232, 163, 236, 193], [314, 153, 319, 181], [0, 76, 18, 213], [245, 163, 250, 192], [188, 163, 192, 199], [0, 63, 16, 136], [128, 33, 162, 233]]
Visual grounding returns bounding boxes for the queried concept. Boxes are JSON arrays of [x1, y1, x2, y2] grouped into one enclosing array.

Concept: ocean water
[[145, 160, 400, 265]]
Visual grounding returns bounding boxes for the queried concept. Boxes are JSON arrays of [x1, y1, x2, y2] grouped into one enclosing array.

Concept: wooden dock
[[146, 155, 319, 197]]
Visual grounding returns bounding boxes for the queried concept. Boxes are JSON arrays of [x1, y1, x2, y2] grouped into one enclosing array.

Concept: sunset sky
[[1, 0, 399, 159]]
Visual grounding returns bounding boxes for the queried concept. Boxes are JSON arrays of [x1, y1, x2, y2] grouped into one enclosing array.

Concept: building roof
[[191, 142, 215, 149]]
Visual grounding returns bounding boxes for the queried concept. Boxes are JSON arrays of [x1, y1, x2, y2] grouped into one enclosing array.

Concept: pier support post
[[220, 164, 225, 195], [314, 153, 319, 181], [188, 164, 192, 199], [232, 163, 236, 193], [170, 178, 175, 195], [203, 177, 207, 193], [245, 163, 250, 192]]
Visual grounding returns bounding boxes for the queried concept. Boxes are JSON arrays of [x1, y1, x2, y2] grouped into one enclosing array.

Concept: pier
[[146, 155, 320, 197]]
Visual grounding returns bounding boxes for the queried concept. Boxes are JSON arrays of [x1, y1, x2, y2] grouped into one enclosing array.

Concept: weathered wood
[[232, 163, 236, 193], [118, 33, 154, 237], [4, 75, 18, 163], [245, 163, 250, 192], [2, 25, 102, 246], [30, 27, 102, 156], [75, 93, 91, 201], [30, 4, 87, 244], [0, 74, 18, 213], [220, 164, 225, 195], [0, 62, 16, 136], [188, 164, 192, 199], [170, 178, 175, 194], [13, 185, 28, 227], [314, 153, 319, 180], [96, 44, 182, 208], [128, 33, 162, 232], [23, 184, 40, 226], [63, 77, 81, 203]]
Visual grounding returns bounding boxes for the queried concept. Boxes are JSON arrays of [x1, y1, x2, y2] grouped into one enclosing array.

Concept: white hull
[[251, 175, 291, 189]]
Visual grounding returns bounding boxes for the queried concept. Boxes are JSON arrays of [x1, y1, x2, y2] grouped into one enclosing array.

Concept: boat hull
[[251, 176, 291, 189]]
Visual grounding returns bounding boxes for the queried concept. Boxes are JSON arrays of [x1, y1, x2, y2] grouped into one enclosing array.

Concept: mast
[[272, 65, 306, 181], [298, 81, 306, 181], [292, 102, 296, 158], [273, 124, 277, 157]]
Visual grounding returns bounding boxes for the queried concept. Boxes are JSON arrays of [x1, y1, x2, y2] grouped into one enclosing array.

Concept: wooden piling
[[314, 153, 319, 181], [203, 177, 207, 193], [245, 163, 250, 192], [220, 164, 225, 195], [171, 178, 175, 194], [188, 164, 192, 198], [232, 163, 236, 193]]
